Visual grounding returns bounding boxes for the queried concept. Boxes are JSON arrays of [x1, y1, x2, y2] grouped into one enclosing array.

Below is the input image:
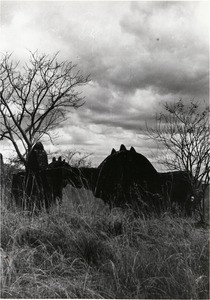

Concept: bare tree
[[62, 150, 92, 168], [147, 99, 209, 219], [48, 149, 93, 168], [0, 51, 90, 167]]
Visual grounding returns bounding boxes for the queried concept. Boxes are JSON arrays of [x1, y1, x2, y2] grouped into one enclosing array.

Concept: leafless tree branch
[[146, 99, 209, 220], [0, 51, 90, 166]]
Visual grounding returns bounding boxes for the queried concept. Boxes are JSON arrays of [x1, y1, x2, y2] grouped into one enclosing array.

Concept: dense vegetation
[[1, 185, 209, 299]]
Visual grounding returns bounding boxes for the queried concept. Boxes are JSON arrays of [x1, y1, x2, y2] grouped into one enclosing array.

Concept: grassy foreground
[[0, 186, 209, 299]]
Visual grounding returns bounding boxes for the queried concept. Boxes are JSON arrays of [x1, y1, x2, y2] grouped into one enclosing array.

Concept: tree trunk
[[0, 153, 4, 202]]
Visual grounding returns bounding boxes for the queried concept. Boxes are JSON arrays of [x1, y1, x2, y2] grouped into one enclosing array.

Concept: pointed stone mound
[[27, 142, 48, 172], [48, 156, 70, 169], [120, 144, 127, 151], [130, 146, 136, 153], [95, 145, 160, 208], [111, 148, 117, 155], [33, 142, 44, 150]]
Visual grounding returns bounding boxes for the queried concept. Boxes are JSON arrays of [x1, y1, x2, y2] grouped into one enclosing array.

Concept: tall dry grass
[[0, 185, 209, 299]]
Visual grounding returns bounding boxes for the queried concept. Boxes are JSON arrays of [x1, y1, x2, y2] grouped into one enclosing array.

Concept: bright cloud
[[0, 1, 209, 168]]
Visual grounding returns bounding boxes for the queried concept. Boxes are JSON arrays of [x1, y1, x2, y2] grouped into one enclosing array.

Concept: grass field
[[0, 185, 209, 299]]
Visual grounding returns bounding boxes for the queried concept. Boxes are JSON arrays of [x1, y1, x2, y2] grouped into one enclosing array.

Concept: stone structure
[[12, 142, 50, 211], [27, 142, 48, 173], [60, 145, 195, 216], [11, 144, 197, 216]]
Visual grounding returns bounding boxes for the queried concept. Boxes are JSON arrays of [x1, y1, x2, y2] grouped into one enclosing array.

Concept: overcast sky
[[0, 1, 209, 169]]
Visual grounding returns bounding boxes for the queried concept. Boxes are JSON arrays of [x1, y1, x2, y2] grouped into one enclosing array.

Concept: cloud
[[0, 1, 208, 168], [1, 1, 208, 99], [117, 2, 209, 97]]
